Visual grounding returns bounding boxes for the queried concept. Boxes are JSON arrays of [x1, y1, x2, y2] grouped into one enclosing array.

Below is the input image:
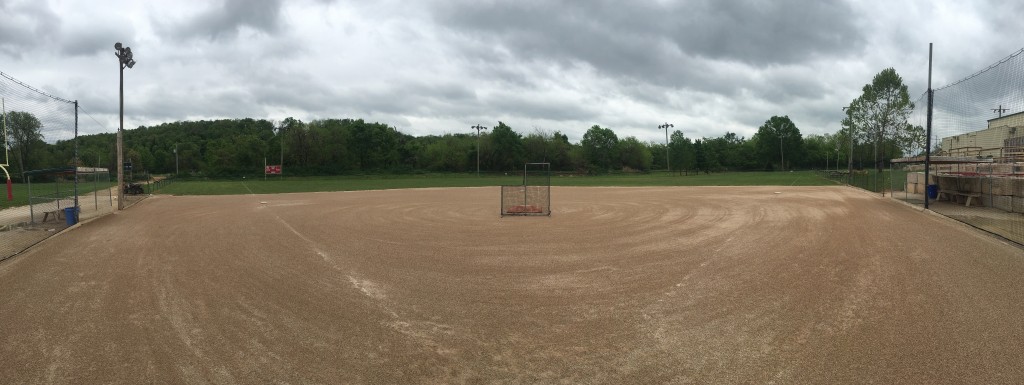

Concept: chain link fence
[[1, 71, 83, 260], [890, 48, 1024, 245]]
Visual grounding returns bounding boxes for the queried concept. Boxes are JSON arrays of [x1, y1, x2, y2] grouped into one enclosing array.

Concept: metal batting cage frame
[[501, 162, 551, 217]]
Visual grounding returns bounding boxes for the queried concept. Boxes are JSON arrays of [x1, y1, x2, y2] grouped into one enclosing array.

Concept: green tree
[[846, 68, 914, 172], [5, 111, 44, 178], [650, 141, 667, 171], [898, 123, 926, 157], [694, 139, 707, 173], [489, 122, 524, 171], [522, 129, 573, 171], [422, 134, 473, 172], [754, 115, 803, 171], [669, 130, 694, 174], [278, 117, 308, 170], [617, 136, 652, 171], [548, 131, 573, 171], [523, 130, 549, 163], [716, 133, 749, 170], [581, 125, 618, 172], [349, 120, 401, 171]]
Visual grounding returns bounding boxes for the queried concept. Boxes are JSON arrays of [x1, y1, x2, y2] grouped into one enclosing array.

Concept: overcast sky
[[2, 0, 1022, 143]]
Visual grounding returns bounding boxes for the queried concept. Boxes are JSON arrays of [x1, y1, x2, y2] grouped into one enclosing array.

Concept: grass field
[[156, 171, 838, 196]]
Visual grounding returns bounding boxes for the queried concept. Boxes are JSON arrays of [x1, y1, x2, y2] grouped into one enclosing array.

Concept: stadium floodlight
[[472, 124, 487, 177], [115, 42, 136, 210], [659, 122, 673, 173]]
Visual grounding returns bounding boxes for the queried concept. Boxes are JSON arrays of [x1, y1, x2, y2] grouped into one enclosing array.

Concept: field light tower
[[115, 42, 136, 210], [659, 122, 673, 173], [472, 124, 487, 177], [779, 130, 787, 172], [842, 106, 855, 184]]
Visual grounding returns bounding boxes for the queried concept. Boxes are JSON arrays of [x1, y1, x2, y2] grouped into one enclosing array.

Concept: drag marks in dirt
[[6, 186, 1024, 383]]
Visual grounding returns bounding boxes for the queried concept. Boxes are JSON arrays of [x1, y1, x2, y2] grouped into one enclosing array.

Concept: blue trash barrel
[[64, 207, 78, 226], [926, 184, 939, 199]]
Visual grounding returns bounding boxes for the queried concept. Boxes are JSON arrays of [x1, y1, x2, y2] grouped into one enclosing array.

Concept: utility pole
[[659, 123, 673, 173], [835, 142, 840, 172], [472, 124, 487, 177], [993, 105, 1009, 118], [843, 106, 855, 184], [775, 121, 787, 172], [174, 143, 179, 176], [779, 133, 786, 171], [280, 126, 284, 180], [925, 43, 934, 209]]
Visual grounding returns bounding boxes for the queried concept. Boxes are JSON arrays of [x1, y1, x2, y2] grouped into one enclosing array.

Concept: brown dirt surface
[[1, 186, 1022, 384]]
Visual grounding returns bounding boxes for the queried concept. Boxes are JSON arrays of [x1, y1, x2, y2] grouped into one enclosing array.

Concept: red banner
[[265, 165, 282, 175]]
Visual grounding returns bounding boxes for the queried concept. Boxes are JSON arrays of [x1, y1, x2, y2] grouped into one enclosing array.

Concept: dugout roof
[[890, 156, 995, 164]]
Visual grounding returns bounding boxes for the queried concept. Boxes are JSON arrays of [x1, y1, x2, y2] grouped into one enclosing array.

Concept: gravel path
[[1, 186, 1021, 384]]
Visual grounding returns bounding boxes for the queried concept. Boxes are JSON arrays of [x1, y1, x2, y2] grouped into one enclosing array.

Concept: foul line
[[789, 173, 805, 186], [241, 180, 255, 195]]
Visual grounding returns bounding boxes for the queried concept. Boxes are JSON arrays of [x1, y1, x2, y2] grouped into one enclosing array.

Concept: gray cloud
[[432, 0, 864, 91], [0, 1, 61, 56], [2, 0, 1022, 145], [59, 24, 132, 57], [164, 0, 285, 41]]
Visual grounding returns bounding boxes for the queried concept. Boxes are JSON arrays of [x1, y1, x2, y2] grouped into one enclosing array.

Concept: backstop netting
[[501, 162, 550, 216], [0, 71, 83, 261], [895, 47, 1024, 245]]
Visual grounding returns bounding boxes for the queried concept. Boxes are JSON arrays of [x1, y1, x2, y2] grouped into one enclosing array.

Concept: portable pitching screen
[[501, 162, 551, 216]]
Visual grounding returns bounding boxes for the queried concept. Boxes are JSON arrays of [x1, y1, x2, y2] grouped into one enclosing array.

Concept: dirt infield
[[1, 186, 1022, 384]]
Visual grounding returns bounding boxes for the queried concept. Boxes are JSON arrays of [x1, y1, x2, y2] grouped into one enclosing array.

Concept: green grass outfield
[[155, 171, 840, 196]]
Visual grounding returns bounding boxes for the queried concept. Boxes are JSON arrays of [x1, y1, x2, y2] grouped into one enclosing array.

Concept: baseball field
[[1, 185, 1022, 383]]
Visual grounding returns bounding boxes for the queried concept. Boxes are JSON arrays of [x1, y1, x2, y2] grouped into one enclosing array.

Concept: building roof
[[987, 110, 1024, 122], [891, 156, 995, 164]]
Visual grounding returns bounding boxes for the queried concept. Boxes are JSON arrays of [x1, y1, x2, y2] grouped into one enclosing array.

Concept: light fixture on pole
[[659, 122, 673, 173], [114, 42, 136, 210], [472, 124, 487, 177]]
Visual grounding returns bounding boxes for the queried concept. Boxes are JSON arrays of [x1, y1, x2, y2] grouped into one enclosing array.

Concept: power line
[[76, 105, 114, 133]]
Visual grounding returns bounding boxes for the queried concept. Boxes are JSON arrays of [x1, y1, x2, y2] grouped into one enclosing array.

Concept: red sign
[[265, 165, 282, 175]]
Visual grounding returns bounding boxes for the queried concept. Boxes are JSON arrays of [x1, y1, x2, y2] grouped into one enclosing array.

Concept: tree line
[[2, 68, 922, 180]]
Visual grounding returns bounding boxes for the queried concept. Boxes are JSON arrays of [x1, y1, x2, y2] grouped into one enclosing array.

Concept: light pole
[[779, 133, 787, 171], [842, 106, 855, 184], [835, 143, 840, 172], [776, 122, 787, 172], [174, 144, 179, 176], [659, 122, 673, 173], [472, 124, 487, 177], [114, 42, 136, 210]]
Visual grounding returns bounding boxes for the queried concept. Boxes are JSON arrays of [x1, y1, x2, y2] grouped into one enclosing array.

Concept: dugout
[[23, 166, 110, 224], [891, 155, 1007, 206]]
